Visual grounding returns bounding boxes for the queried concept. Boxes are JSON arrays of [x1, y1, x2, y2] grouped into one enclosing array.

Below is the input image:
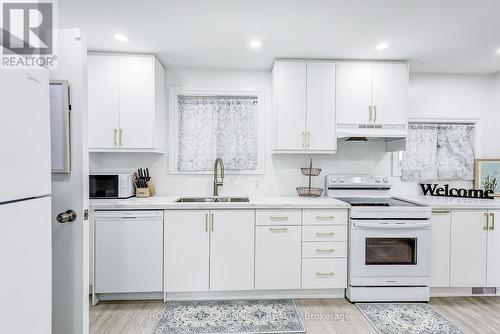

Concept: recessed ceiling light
[[375, 42, 389, 50], [249, 39, 262, 49], [114, 34, 128, 42]]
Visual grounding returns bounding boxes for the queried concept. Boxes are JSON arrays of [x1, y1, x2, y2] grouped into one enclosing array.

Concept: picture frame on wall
[[474, 159, 500, 197]]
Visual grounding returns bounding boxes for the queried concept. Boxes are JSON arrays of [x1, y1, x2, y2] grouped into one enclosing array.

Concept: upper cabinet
[[337, 62, 408, 126], [272, 60, 336, 154], [88, 53, 165, 152]]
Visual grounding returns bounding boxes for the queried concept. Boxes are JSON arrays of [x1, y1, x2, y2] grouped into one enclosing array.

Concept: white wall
[[90, 68, 500, 197]]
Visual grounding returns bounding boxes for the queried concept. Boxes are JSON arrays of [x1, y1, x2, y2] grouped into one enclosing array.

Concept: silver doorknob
[[56, 210, 77, 224]]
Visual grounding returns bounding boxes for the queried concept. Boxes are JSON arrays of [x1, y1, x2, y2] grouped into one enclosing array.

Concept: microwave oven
[[89, 174, 135, 199]]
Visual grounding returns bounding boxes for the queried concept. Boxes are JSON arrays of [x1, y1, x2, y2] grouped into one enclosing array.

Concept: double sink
[[175, 197, 249, 203]]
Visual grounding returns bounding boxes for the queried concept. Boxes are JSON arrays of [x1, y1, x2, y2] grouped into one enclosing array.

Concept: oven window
[[365, 238, 417, 265]]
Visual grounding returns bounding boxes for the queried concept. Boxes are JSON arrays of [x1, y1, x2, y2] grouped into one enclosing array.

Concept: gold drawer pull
[[270, 216, 288, 221], [316, 272, 335, 277], [484, 212, 490, 230], [316, 248, 335, 253], [316, 232, 335, 237], [270, 227, 288, 232], [432, 210, 451, 215], [316, 216, 335, 221], [490, 213, 495, 231]]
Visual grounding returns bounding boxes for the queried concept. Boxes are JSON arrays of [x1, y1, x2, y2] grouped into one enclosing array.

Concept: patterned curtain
[[401, 124, 474, 181], [178, 96, 257, 171]]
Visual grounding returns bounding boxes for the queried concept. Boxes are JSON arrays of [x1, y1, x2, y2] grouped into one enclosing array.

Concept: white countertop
[[399, 195, 500, 209], [89, 195, 351, 210]]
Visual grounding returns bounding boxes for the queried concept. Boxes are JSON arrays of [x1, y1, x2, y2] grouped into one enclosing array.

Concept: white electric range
[[326, 175, 432, 302]]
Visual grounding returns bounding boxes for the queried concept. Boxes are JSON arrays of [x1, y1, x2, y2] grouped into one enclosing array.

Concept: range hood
[[337, 124, 407, 152]]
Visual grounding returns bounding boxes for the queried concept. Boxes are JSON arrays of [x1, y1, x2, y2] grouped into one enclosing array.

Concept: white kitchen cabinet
[[486, 210, 500, 286], [430, 210, 452, 287], [209, 210, 254, 291], [450, 210, 487, 287], [87, 53, 165, 152], [164, 210, 210, 292], [255, 225, 302, 290], [336, 62, 407, 126], [94, 211, 163, 293], [272, 60, 336, 153]]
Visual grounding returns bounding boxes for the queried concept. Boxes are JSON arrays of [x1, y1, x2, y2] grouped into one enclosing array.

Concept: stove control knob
[[339, 177, 345, 183], [331, 177, 338, 183], [375, 177, 381, 183], [383, 177, 389, 183]]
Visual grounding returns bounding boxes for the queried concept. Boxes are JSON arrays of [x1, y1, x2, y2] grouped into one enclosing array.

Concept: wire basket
[[301, 167, 322, 176], [296, 187, 323, 197]]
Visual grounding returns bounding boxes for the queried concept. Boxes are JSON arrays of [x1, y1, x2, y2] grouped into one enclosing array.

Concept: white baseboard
[[97, 292, 163, 301], [430, 287, 499, 297]]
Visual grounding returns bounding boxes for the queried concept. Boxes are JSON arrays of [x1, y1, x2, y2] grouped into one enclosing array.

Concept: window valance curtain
[[177, 96, 258, 171], [401, 123, 474, 181]]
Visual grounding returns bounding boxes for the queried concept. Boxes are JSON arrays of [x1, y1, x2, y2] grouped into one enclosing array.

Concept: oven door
[[349, 220, 431, 285]]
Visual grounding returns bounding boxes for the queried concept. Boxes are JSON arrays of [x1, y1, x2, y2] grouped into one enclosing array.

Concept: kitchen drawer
[[256, 210, 301, 226], [302, 258, 347, 289], [303, 209, 348, 225], [302, 226, 347, 242], [302, 241, 347, 258]]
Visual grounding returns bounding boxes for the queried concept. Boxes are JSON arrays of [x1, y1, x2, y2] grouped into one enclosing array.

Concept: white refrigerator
[[0, 69, 52, 333]]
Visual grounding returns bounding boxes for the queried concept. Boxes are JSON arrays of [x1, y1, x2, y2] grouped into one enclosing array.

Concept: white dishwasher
[[94, 210, 163, 294]]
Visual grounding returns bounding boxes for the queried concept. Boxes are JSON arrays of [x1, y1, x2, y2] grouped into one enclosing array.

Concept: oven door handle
[[353, 221, 431, 229]]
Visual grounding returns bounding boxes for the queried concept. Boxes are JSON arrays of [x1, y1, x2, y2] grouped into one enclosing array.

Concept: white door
[[274, 61, 306, 150], [210, 210, 254, 291], [50, 29, 90, 334], [87, 54, 120, 149], [165, 210, 210, 292], [255, 225, 301, 290], [306, 61, 336, 151], [372, 63, 408, 125], [118, 55, 155, 149], [336, 62, 373, 125], [450, 211, 487, 287], [487, 210, 500, 287], [430, 210, 451, 287]]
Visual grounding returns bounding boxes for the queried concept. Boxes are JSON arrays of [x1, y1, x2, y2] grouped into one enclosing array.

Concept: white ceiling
[[58, 0, 500, 73]]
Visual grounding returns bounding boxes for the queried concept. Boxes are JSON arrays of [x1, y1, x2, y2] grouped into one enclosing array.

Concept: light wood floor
[[90, 297, 500, 334]]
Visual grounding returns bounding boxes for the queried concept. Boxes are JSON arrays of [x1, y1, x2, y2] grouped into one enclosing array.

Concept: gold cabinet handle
[[484, 212, 490, 230], [432, 210, 451, 215], [307, 131, 311, 148], [270, 216, 288, 221], [316, 215, 335, 221], [270, 227, 288, 232], [368, 105, 372, 122], [302, 131, 306, 149], [119, 128, 123, 146], [210, 213, 214, 231], [113, 129, 118, 146], [490, 213, 495, 230], [373, 105, 377, 122], [316, 248, 335, 253], [316, 232, 335, 237], [205, 213, 209, 232], [316, 272, 335, 277]]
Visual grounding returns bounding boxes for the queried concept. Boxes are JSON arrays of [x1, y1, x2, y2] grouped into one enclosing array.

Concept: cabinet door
[[306, 62, 336, 151], [210, 210, 254, 291], [95, 216, 163, 293], [118, 55, 155, 149], [255, 225, 301, 290], [487, 210, 500, 286], [165, 211, 209, 292], [274, 61, 306, 150], [430, 210, 451, 287], [372, 63, 408, 125], [450, 211, 487, 287], [336, 62, 373, 125], [87, 55, 120, 149]]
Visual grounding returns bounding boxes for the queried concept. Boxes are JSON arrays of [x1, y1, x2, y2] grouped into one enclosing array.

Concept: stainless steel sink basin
[[175, 197, 249, 203]]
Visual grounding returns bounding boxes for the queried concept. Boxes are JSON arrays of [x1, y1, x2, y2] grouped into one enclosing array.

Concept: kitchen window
[[169, 89, 264, 174]]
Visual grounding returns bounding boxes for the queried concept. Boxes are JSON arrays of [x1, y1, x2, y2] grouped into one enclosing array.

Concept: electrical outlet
[[254, 179, 260, 189]]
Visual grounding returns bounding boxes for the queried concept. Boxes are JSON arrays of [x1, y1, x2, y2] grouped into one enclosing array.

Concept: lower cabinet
[[487, 210, 500, 286], [430, 210, 452, 287], [164, 210, 254, 293], [255, 225, 302, 290], [302, 258, 347, 289]]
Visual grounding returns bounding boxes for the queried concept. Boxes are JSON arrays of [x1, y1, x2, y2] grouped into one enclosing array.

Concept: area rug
[[356, 303, 463, 334], [152, 299, 306, 334]]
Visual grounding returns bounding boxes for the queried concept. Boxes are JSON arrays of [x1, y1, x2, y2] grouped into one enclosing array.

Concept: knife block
[[147, 180, 156, 196], [136, 187, 151, 198]]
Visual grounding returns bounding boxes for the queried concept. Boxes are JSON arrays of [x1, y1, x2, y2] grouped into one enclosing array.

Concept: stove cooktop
[[335, 197, 424, 207]]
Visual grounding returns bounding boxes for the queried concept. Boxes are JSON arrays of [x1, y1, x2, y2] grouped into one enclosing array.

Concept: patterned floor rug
[[356, 303, 464, 334], [152, 299, 306, 334]]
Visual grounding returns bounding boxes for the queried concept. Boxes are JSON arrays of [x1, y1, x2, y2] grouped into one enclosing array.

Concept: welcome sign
[[420, 183, 494, 199]]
